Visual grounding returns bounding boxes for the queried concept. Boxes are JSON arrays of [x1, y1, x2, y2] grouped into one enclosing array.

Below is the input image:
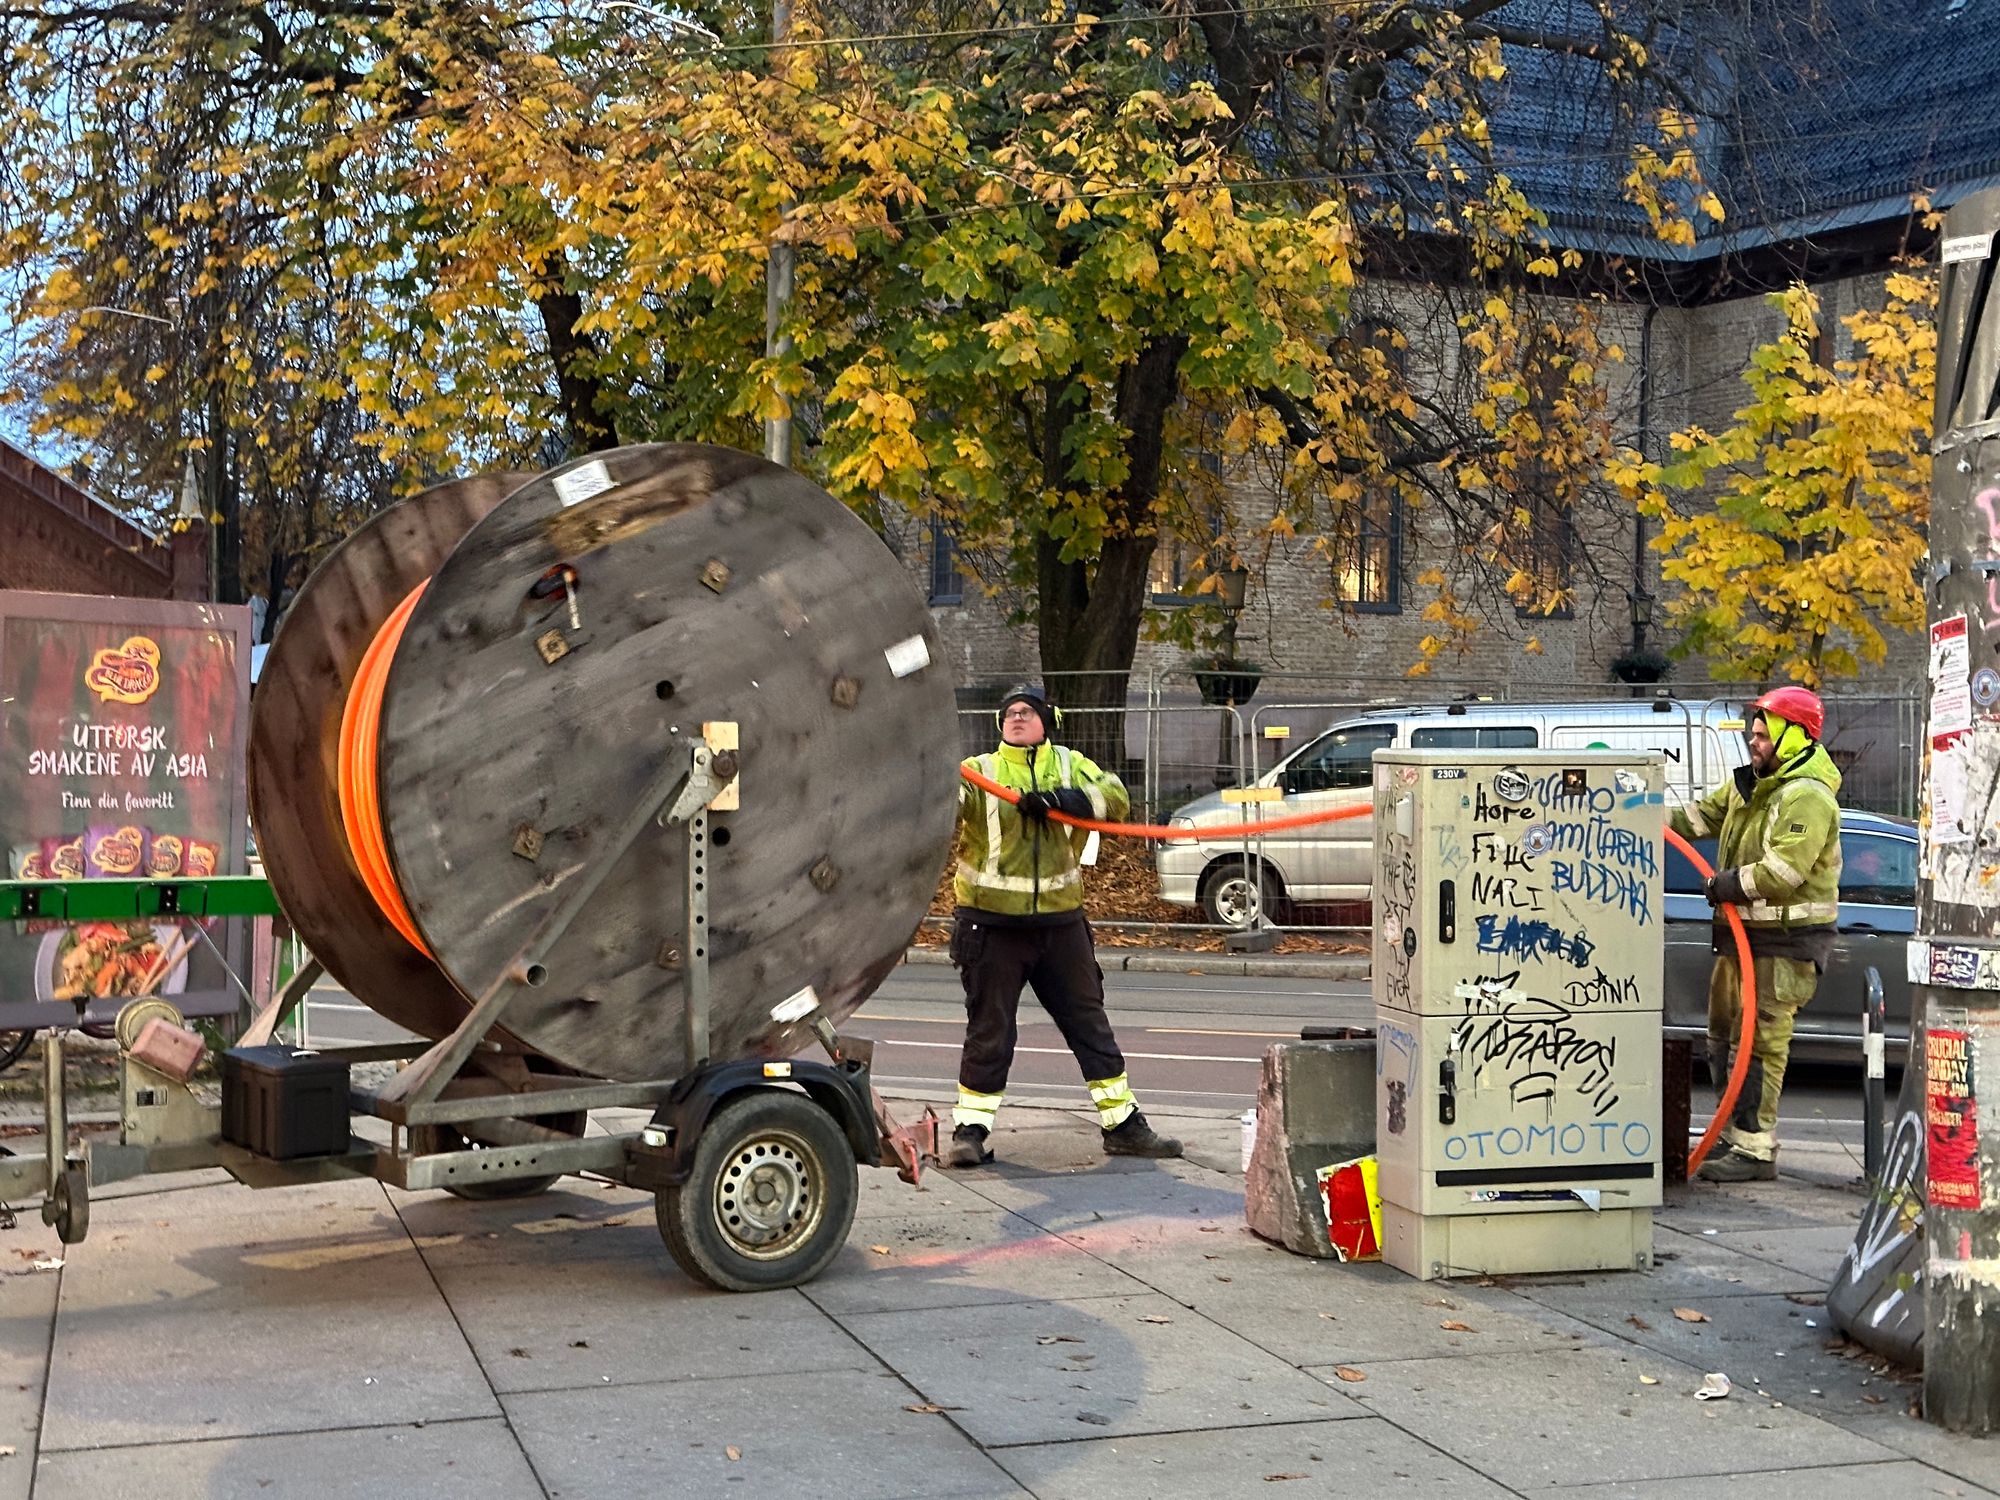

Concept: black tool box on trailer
[[221, 1046, 351, 1159]]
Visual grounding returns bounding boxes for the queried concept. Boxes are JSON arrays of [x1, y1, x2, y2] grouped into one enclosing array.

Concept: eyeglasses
[[1000, 707, 1041, 722]]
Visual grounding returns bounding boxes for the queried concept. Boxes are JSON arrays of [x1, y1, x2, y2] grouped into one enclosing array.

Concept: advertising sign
[[0, 591, 252, 1028]]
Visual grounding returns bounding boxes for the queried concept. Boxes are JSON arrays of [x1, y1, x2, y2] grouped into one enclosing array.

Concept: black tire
[[51, 1166, 89, 1245], [0, 1030, 36, 1072], [1200, 858, 1283, 928], [656, 1089, 858, 1293], [415, 1111, 587, 1201]]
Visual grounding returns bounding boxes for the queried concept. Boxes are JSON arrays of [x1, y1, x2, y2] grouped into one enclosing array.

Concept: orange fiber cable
[[337, 581, 431, 956], [958, 763, 1370, 838]]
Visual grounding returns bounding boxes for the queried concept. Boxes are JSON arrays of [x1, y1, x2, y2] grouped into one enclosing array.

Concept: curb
[[905, 946, 1369, 981]]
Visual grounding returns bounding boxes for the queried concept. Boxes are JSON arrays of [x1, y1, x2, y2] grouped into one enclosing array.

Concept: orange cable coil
[[336, 580, 432, 956]]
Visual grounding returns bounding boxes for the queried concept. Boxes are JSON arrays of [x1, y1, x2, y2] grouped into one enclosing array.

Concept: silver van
[[1156, 698, 1751, 925]]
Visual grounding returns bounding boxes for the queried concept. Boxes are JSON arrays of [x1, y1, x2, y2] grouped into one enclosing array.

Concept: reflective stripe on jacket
[[954, 741, 1130, 916], [1669, 743, 1843, 930]]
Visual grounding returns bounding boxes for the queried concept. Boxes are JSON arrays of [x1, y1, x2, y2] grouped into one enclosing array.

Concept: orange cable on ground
[[959, 766, 1758, 1174], [337, 580, 431, 956]]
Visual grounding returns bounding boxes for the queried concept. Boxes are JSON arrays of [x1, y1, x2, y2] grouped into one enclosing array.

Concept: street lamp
[[1628, 587, 1655, 652]]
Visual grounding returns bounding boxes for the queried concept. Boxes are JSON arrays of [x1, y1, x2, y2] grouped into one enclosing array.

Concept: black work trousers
[[952, 911, 1125, 1093]]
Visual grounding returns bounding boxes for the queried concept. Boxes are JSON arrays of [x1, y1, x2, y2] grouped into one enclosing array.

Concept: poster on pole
[[0, 591, 253, 1030], [1926, 1025, 1983, 1210]]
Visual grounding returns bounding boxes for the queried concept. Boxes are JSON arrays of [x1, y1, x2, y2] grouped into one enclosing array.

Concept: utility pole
[[1914, 184, 2000, 1433], [763, 0, 796, 468]]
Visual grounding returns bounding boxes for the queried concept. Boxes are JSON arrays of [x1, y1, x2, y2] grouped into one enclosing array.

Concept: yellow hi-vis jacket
[[954, 741, 1129, 917], [1669, 742, 1843, 955]]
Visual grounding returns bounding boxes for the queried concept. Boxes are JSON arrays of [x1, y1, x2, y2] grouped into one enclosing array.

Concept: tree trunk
[[535, 271, 619, 455], [1035, 335, 1186, 782]]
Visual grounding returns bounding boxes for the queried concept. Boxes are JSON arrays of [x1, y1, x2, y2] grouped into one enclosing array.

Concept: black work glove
[[1050, 788, 1093, 818], [1704, 869, 1748, 907], [1015, 790, 1056, 823]]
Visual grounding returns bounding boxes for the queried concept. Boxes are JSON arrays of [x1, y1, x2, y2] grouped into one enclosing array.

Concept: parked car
[[1157, 697, 1751, 926], [1665, 809, 1914, 1063]]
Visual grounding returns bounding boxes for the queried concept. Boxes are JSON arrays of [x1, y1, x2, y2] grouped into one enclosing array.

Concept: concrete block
[[1243, 1039, 1375, 1258]]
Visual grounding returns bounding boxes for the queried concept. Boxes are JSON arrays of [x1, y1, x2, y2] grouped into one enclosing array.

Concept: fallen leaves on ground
[[1672, 1308, 1710, 1324], [1138, 1314, 1173, 1325], [868, 1245, 892, 1255], [1264, 1475, 1309, 1482], [1333, 1366, 1367, 1382], [726, 1446, 742, 1461], [1037, 1334, 1083, 1346], [1639, 1376, 1660, 1386], [904, 1403, 963, 1414], [1627, 1315, 1654, 1332], [1439, 1320, 1476, 1333]]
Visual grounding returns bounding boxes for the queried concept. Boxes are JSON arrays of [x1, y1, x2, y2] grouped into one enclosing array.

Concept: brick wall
[[0, 440, 204, 600]]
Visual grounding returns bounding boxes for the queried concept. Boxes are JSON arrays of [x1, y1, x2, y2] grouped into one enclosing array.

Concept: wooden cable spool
[[248, 445, 958, 1082]]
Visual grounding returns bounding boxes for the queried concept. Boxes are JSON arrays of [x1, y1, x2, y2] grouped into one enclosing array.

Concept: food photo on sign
[[0, 593, 253, 1035]]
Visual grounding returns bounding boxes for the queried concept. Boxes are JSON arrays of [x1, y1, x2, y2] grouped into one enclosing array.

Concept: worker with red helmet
[[1669, 686, 1843, 1182]]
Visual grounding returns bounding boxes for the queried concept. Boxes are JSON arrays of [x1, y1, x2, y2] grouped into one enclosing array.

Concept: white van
[[1155, 698, 1750, 926]]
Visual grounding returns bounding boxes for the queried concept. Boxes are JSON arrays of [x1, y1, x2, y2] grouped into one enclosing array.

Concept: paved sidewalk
[[0, 1100, 1989, 1500]]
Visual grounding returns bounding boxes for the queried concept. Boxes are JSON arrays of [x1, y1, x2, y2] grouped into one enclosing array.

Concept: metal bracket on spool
[[377, 738, 738, 1115], [657, 741, 737, 1073]]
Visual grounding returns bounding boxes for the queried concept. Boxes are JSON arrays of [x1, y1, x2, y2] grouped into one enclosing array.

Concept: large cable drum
[[250, 444, 959, 1081]]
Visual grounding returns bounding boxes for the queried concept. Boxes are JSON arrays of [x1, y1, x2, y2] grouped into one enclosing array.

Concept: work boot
[[1696, 1148, 1777, 1183], [1102, 1110, 1182, 1159], [946, 1124, 993, 1168]]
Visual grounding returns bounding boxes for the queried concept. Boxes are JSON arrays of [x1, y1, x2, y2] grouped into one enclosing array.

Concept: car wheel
[[1200, 859, 1283, 928]]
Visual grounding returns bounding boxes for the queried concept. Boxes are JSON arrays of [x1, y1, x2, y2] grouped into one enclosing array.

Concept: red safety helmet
[[1751, 685, 1824, 740]]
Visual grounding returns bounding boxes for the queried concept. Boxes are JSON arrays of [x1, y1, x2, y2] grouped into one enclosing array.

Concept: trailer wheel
[[415, 1111, 587, 1201], [45, 1166, 89, 1245], [656, 1090, 858, 1292]]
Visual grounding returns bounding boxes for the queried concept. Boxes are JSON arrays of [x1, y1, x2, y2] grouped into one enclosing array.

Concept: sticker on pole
[[1943, 231, 1995, 265]]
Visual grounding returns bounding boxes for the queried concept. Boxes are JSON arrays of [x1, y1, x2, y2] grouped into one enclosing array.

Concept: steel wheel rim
[[713, 1127, 824, 1259], [1215, 876, 1259, 927]]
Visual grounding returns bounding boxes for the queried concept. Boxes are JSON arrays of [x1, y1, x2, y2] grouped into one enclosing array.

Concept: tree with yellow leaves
[[1611, 272, 1935, 686], [1, 0, 1729, 691]]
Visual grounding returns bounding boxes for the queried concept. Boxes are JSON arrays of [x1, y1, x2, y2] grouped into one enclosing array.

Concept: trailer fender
[[627, 1057, 878, 1191]]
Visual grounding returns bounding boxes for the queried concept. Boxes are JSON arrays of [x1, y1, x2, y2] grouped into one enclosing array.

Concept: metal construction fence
[[952, 670, 1922, 932]]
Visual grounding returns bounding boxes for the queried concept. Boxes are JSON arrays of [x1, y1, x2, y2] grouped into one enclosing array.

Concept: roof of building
[[1482, 0, 2000, 261]]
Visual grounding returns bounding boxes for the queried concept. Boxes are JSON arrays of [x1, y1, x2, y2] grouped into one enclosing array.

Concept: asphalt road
[[298, 967, 1878, 1148]]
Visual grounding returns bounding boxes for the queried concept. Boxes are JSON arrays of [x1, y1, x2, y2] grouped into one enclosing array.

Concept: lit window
[[1333, 490, 1401, 612]]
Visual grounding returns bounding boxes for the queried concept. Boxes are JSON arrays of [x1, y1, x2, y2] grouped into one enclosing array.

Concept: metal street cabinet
[[1372, 750, 1666, 1280]]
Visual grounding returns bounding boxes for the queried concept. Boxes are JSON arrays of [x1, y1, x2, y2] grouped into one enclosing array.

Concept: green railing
[[0, 876, 282, 922]]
